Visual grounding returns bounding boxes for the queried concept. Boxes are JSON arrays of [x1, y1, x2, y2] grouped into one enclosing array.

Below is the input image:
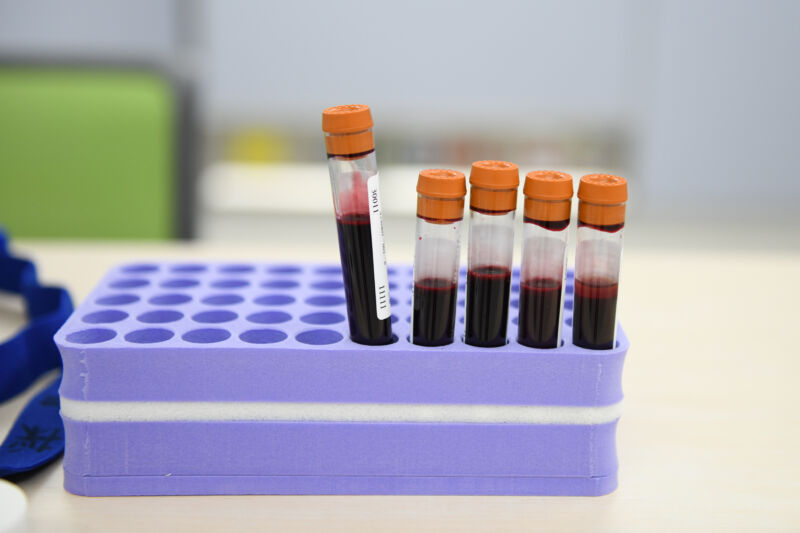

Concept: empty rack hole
[[138, 310, 184, 324], [240, 329, 288, 344], [83, 310, 128, 324]]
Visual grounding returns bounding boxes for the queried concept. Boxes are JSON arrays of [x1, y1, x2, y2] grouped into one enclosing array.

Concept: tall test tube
[[573, 174, 627, 350], [464, 161, 520, 347], [412, 169, 467, 346], [322, 105, 393, 345], [517, 171, 573, 349]]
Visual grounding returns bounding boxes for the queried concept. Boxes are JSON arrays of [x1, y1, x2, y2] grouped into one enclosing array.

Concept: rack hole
[[125, 328, 173, 344], [96, 294, 140, 306], [66, 328, 116, 344], [109, 279, 149, 289], [149, 293, 191, 306], [138, 310, 183, 324], [122, 264, 158, 274], [305, 295, 345, 307], [296, 329, 343, 345], [240, 329, 288, 344], [300, 311, 344, 325], [160, 278, 199, 289], [262, 279, 299, 289], [202, 294, 244, 306], [83, 310, 128, 324], [193, 310, 238, 324], [255, 294, 295, 306], [248, 310, 292, 324], [171, 264, 207, 273], [182, 328, 231, 344], [211, 279, 250, 289]]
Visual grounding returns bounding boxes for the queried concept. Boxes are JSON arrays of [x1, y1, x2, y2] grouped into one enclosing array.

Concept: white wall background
[[1, 0, 798, 223]]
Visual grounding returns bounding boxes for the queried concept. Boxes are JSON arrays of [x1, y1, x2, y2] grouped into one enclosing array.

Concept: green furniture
[[0, 65, 188, 239]]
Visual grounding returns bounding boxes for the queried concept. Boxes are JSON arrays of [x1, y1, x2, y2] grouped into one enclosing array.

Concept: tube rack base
[[56, 262, 628, 496]]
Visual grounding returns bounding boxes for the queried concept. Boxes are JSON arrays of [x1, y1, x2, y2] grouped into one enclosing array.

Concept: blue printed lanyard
[[0, 229, 73, 477]]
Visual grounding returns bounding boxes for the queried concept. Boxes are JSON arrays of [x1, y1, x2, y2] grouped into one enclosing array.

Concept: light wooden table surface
[[1, 239, 798, 532]]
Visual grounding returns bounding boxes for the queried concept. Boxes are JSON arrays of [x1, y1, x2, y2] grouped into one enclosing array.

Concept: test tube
[[412, 169, 467, 346], [464, 161, 520, 347], [321, 104, 392, 345], [573, 174, 627, 350], [517, 171, 573, 349]]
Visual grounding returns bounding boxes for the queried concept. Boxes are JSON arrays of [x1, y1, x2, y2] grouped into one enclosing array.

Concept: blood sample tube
[[464, 161, 520, 347], [322, 104, 392, 345], [412, 169, 467, 346], [573, 174, 627, 350], [517, 171, 573, 349]]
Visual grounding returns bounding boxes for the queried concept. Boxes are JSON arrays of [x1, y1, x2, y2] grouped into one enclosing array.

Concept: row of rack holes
[[65, 327, 344, 345], [108, 279, 352, 291], [119, 264, 406, 276], [83, 309, 574, 328], [97, 292, 572, 310], [94, 293, 350, 307], [66, 318, 580, 346], [82, 309, 347, 325], [93, 293, 419, 308]]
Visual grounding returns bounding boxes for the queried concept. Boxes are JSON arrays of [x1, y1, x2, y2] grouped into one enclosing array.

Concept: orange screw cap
[[469, 161, 519, 213], [416, 169, 466, 222], [523, 170, 573, 222], [577, 174, 627, 226], [322, 104, 375, 156]]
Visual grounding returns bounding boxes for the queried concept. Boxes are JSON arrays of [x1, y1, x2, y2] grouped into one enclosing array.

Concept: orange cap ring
[[469, 161, 519, 213], [416, 169, 466, 222], [578, 174, 627, 226]]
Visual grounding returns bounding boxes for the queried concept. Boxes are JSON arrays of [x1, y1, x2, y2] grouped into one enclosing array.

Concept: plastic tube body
[[572, 204, 624, 350], [412, 210, 463, 346], [517, 211, 569, 348], [326, 146, 393, 345], [465, 208, 515, 347]]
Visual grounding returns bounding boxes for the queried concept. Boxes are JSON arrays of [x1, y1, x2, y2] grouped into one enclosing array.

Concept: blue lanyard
[[0, 229, 73, 477]]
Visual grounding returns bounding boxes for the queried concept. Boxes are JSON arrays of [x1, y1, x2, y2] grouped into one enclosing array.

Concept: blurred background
[[0, 0, 798, 255]]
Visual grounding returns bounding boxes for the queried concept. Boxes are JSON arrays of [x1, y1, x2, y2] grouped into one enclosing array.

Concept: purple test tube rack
[[56, 262, 628, 496]]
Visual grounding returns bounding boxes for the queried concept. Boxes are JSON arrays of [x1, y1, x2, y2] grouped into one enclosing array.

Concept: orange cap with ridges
[[322, 104, 375, 156], [523, 170, 573, 221], [469, 160, 519, 213], [416, 169, 466, 222], [578, 174, 627, 226]]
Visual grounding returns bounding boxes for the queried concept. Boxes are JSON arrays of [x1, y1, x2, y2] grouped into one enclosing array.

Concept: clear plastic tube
[[464, 161, 519, 347], [322, 105, 392, 345], [573, 174, 627, 350], [517, 171, 573, 348], [411, 169, 466, 346]]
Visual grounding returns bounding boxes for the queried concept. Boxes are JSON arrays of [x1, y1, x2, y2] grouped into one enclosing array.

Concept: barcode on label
[[367, 174, 391, 320]]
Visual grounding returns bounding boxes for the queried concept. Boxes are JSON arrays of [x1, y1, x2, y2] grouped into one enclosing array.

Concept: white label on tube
[[367, 173, 391, 320]]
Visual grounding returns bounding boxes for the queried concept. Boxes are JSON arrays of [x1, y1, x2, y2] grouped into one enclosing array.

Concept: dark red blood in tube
[[336, 213, 392, 345], [517, 277, 562, 348], [573, 277, 618, 350], [412, 278, 458, 346], [465, 265, 511, 347]]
